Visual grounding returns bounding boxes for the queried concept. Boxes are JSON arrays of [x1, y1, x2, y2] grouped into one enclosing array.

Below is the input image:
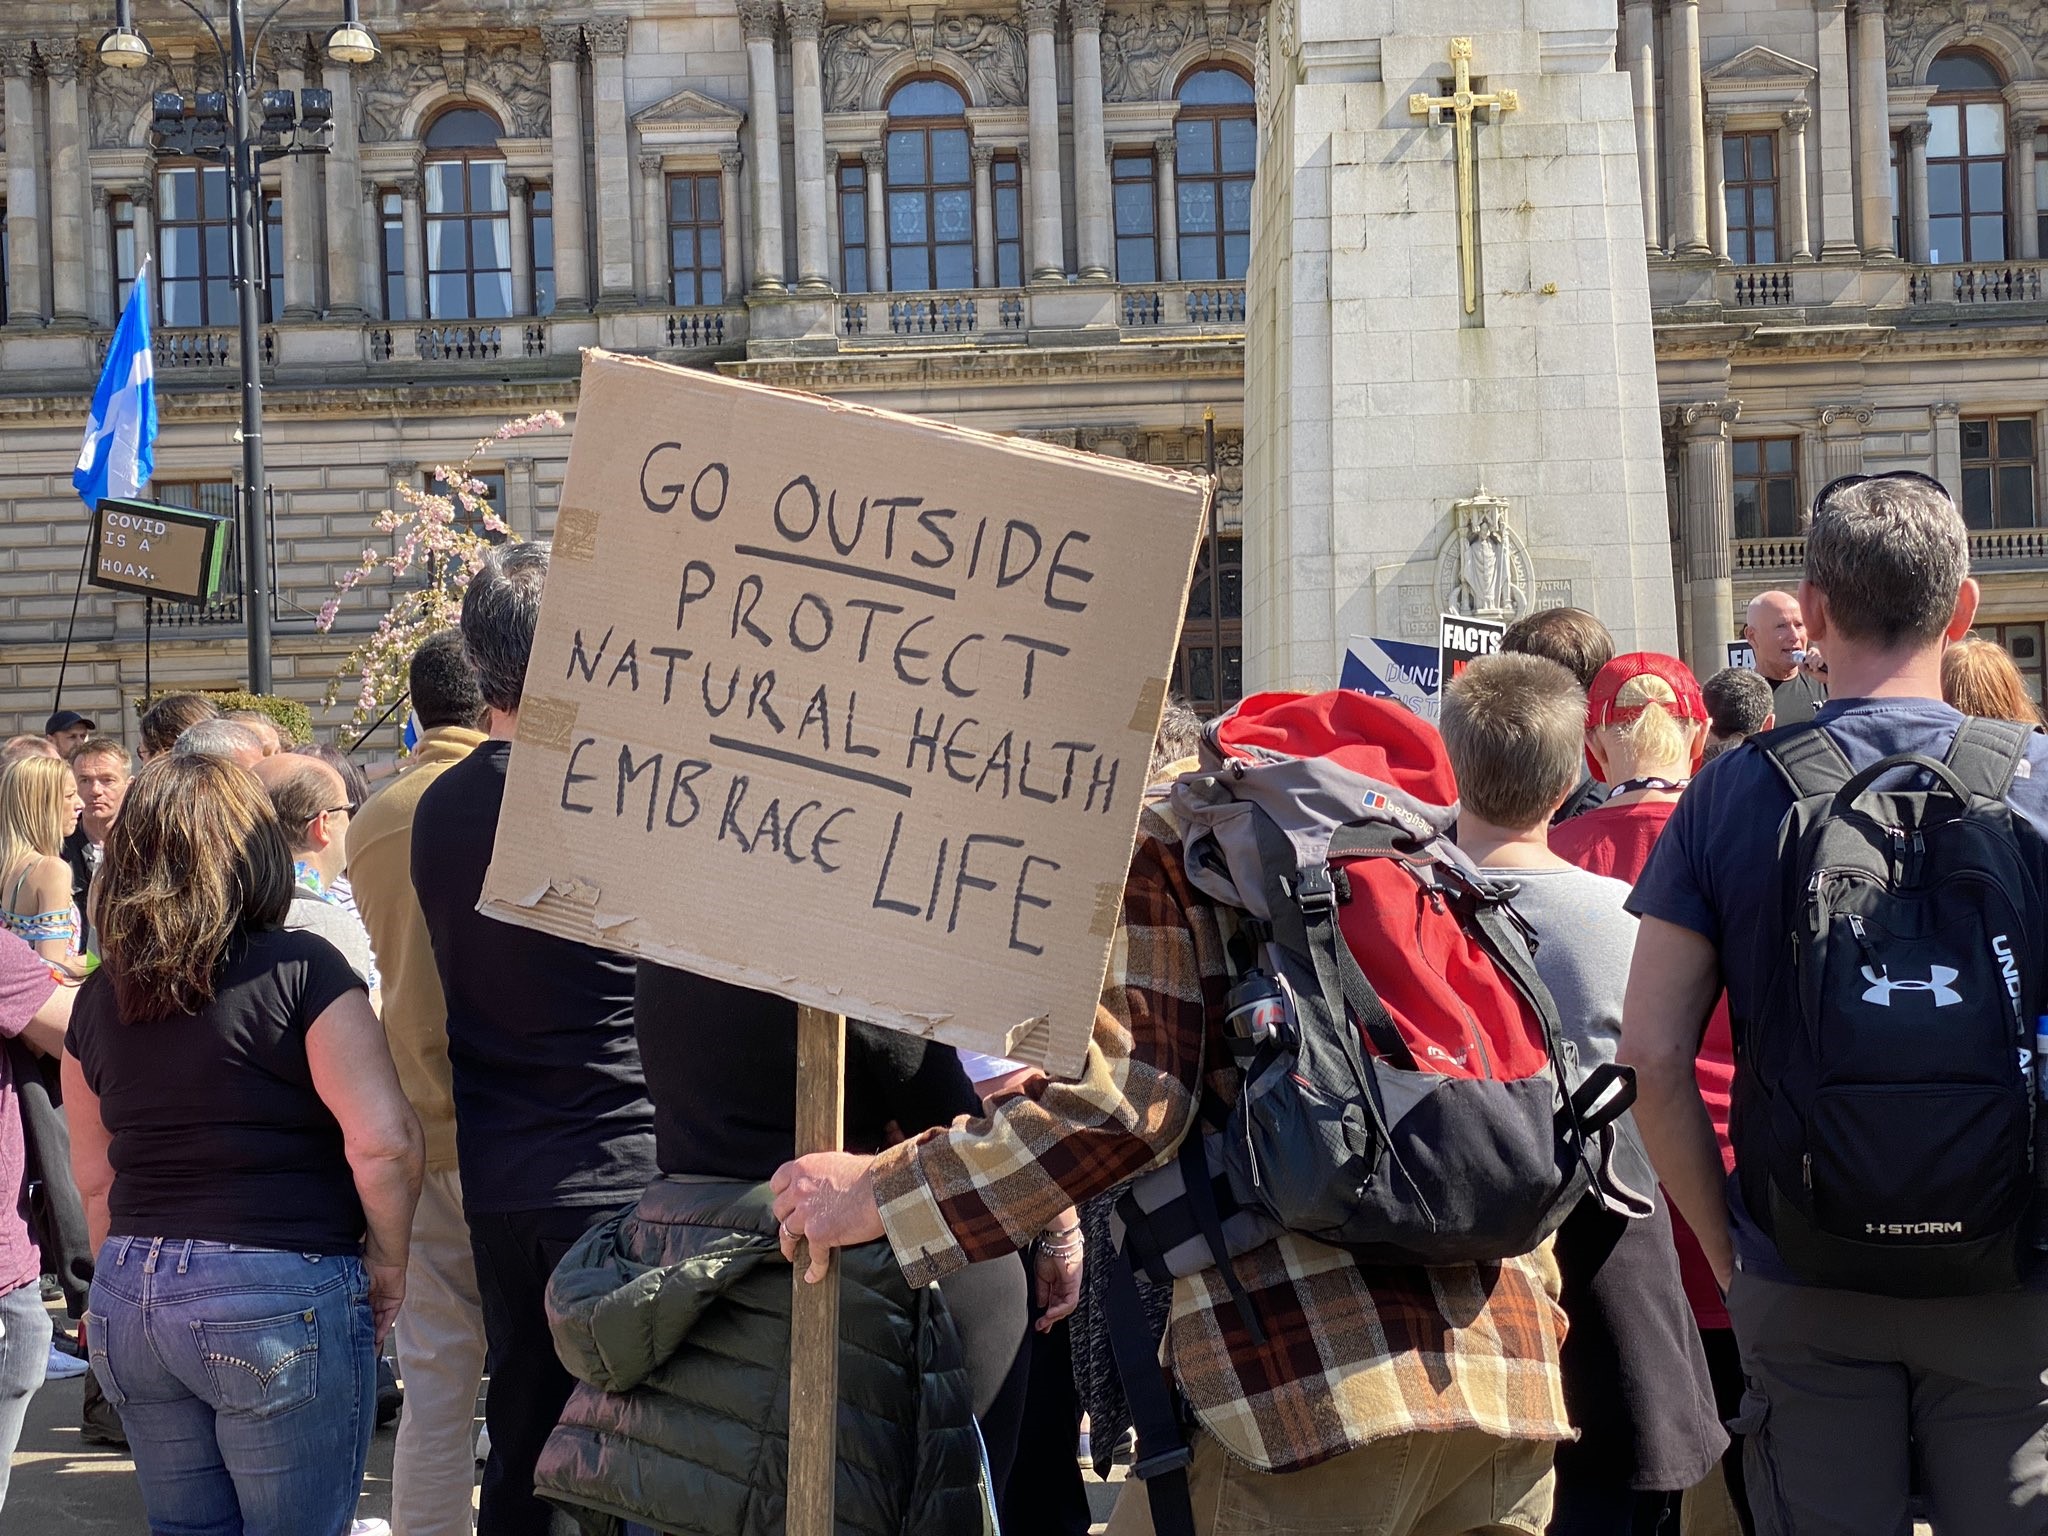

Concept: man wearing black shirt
[[1743, 588, 1827, 725], [412, 544, 657, 1536]]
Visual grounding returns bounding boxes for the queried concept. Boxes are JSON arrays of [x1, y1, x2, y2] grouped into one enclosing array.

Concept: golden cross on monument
[[1409, 37, 1519, 316]]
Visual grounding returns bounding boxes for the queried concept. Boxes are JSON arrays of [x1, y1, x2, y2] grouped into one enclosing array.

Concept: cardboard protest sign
[[1439, 614, 1506, 689], [1726, 641, 1757, 671], [477, 351, 1210, 1077], [1341, 636, 1439, 718]]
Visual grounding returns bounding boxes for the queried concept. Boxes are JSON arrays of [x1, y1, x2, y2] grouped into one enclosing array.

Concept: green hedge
[[135, 690, 313, 747]]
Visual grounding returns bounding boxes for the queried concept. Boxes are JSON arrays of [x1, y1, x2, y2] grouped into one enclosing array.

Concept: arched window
[[1927, 49, 2007, 264], [885, 79, 973, 292], [423, 107, 513, 319], [1175, 67, 1256, 282]]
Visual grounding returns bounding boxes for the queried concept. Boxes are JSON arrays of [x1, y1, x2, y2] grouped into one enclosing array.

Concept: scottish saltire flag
[[74, 266, 158, 510]]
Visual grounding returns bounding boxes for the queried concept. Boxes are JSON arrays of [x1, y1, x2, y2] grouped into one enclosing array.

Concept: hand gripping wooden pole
[[787, 1005, 846, 1536]]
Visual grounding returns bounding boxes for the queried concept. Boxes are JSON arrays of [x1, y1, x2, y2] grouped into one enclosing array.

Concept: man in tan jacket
[[348, 630, 488, 1536]]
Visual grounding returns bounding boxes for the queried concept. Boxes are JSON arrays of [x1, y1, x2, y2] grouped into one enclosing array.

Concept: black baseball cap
[[45, 710, 95, 734]]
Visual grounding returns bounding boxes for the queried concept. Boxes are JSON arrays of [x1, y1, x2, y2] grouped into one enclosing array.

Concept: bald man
[[254, 753, 379, 1001], [1743, 588, 1827, 726]]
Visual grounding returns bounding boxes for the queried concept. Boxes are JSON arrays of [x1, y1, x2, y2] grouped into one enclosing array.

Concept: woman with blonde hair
[[63, 752, 422, 1534], [1550, 653, 1710, 879], [1942, 635, 2042, 728], [0, 754, 85, 973]]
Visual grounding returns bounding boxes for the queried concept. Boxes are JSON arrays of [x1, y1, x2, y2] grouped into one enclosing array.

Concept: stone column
[[587, 15, 635, 305], [507, 174, 534, 314], [1706, 110, 1730, 259], [1932, 402, 1962, 496], [1623, 0, 1661, 251], [972, 144, 997, 287], [360, 177, 383, 318], [784, 0, 831, 292], [719, 147, 746, 298], [90, 187, 113, 325], [1815, 0, 1859, 258], [2016, 116, 2042, 261], [1819, 404, 1871, 485], [1664, 0, 1710, 256], [322, 57, 366, 317], [543, 23, 591, 311], [1783, 107, 1814, 259], [1070, 0, 1112, 280], [0, 42, 41, 325], [740, 0, 787, 293], [1905, 120, 1931, 263], [130, 184, 154, 303], [1850, 0, 1894, 257], [1679, 401, 1739, 669], [398, 176, 425, 322], [43, 41, 91, 326], [862, 145, 888, 292], [639, 155, 666, 302], [274, 35, 321, 318], [1156, 133, 1181, 282], [1021, 0, 1067, 281]]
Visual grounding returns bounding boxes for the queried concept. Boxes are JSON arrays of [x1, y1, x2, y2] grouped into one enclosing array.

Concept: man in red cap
[[1550, 653, 1708, 880]]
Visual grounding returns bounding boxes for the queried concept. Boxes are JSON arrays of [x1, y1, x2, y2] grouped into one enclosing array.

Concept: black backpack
[[1742, 717, 2048, 1296]]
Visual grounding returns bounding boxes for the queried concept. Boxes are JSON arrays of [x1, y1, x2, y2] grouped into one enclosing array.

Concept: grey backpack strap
[[1762, 724, 1856, 799], [1944, 716, 2031, 801]]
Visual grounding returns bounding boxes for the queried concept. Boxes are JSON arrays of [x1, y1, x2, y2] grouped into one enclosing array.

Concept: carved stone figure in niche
[[473, 41, 551, 135], [90, 55, 172, 147], [1436, 492, 1531, 622], [360, 42, 444, 141]]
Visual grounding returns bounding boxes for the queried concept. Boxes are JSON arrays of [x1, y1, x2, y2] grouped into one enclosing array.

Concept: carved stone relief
[[359, 37, 551, 142], [821, 13, 1026, 110], [1100, 1, 1259, 102], [1885, 0, 2047, 85]]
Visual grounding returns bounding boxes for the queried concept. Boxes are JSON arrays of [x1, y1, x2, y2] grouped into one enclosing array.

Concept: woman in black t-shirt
[[62, 755, 423, 1536]]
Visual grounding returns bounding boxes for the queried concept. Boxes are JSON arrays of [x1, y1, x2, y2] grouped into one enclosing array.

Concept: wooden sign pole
[[787, 1005, 846, 1536]]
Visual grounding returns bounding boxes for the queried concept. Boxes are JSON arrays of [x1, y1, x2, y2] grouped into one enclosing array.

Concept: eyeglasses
[[302, 804, 352, 824], [1812, 470, 1952, 519]]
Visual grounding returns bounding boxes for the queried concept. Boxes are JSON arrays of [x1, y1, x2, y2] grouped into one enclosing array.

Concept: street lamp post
[[101, 0, 378, 697]]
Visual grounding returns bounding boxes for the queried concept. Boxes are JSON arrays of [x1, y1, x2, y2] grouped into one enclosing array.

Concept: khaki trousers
[[392, 1168, 488, 1536], [1106, 1426, 1555, 1536]]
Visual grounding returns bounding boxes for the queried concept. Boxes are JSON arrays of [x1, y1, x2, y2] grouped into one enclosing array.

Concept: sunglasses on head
[[1812, 470, 1952, 520]]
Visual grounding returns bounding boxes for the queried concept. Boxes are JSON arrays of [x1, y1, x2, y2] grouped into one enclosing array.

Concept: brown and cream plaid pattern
[[873, 801, 1572, 1473]]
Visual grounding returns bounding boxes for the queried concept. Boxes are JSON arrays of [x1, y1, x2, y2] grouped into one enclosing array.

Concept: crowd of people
[[0, 467, 2040, 1536]]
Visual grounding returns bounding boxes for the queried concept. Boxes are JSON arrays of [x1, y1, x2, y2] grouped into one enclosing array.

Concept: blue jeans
[[86, 1238, 375, 1536], [0, 1278, 52, 1512]]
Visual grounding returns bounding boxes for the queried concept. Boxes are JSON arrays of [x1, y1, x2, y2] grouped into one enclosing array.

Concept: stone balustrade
[[1737, 527, 2048, 575], [1907, 263, 2048, 306]]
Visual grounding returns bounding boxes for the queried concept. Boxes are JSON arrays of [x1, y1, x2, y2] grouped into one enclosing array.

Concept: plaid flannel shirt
[[872, 797, 1572, 1473]]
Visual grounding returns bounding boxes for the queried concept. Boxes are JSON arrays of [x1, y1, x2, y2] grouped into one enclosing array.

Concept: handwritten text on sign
[[478, 352, 1210, 1076]]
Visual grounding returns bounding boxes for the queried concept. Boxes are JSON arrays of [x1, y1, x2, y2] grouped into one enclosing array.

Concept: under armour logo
[[1860, 965, 1963, 1007]]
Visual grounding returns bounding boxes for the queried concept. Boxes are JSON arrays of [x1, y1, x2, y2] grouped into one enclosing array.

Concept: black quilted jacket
[[537, 1175, 993, 1536]]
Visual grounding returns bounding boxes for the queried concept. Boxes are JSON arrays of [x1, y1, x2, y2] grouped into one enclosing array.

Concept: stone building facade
[[0, 0, 2044, 747]]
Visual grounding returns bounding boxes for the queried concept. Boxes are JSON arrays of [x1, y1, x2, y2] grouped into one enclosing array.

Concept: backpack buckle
[[1292, 867, 1336, 914], [1133, 1443, 1196, 1481]]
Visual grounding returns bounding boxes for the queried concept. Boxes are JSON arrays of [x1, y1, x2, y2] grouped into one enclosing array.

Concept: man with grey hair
[[411, 543, 656, 1536], [1622, 473, 2048, 1535], [171, 717, 267, 769]]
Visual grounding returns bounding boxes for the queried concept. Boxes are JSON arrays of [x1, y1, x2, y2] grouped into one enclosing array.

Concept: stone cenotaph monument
[[1243, 3, 1680, 689]]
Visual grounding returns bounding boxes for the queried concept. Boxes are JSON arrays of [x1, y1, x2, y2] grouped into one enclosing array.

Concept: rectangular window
[[381, 190, 407, 320], [112, 196, 137, 312], [1176, 111, 1255, 281], [152, 479, 241, 622], [1961, 415, 2038, 530], [840, 161, 870, 293], [1732, 437, 1801, 540], [156, 165, 281, 326], [666, 171, 725, 308], [1723, 131, 1779, 265], [993, 156, 1022, 288], [1975, 621, 2047, 704], [424, 157, 512, 320], [531, 186, 555, 317], [1114, 152, 1159, 284], [459, 469, 509, 543], [1173, 534, 1243, 717]]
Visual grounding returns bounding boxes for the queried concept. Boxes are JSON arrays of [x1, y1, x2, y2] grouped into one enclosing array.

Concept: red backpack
[[1116, 689, 1638, 1275]]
